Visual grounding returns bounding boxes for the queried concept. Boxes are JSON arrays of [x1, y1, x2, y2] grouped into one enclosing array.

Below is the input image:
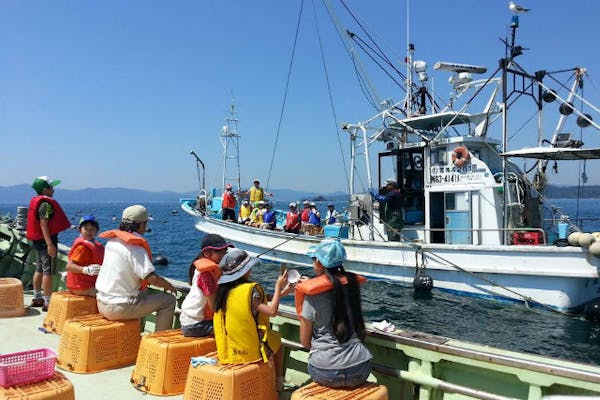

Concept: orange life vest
[[26, 195, 71, 241], [222, 190, 236, 209], [99, 229, 152, 290], [193, 257, 223, 320], [66, 237, 105, 290], [294, 273, 367, 316]]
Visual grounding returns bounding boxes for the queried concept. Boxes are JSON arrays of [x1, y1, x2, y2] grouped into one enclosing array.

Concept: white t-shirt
[[96, 235, 155, 304]]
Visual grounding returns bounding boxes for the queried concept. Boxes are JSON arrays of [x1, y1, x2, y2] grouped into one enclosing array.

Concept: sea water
[[2, 199, 600, 365]]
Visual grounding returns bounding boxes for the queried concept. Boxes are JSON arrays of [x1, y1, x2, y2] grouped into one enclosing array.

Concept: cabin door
[[445, 191, 472, 244]]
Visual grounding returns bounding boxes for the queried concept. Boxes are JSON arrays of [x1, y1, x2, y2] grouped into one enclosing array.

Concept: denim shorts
[[181, 320, 214, 337], [307, 360, 372, 388]]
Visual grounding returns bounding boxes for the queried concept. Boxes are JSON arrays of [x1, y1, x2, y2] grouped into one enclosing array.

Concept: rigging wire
[[265, 0, 305, 190], [311, 0, 351, 190]]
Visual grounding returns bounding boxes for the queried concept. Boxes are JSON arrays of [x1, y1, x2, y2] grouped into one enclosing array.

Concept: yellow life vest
[[240, 204, 253, 219], [249, 187, 264, 203], [214, 282, 281, 364]]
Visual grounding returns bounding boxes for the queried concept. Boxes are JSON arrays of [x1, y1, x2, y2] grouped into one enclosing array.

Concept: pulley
[[577, 113, 593, 128], [559, 102, 574, 115]]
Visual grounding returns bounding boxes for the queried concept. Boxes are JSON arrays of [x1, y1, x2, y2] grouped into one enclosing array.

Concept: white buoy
[[589, 241, 600, 257], [592, 232, 600, 238], [578, 233, 596, 248], [568, 232, 582, 246]]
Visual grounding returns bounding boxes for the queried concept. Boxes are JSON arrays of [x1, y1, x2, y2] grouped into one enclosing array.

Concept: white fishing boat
[[182, 4, 600, 314]]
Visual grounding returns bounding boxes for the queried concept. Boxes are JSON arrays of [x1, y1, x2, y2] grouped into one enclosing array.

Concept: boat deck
[[0, 291, 184, 400]]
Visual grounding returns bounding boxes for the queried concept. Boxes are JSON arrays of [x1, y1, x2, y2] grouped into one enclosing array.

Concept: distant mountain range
[[0, 184, 348, 204]]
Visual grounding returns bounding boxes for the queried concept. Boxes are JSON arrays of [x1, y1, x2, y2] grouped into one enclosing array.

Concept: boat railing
[[401, 226, 547, 245], [274, 308, 600, 400]]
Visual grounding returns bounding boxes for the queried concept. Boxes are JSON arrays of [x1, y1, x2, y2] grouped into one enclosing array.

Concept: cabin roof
[[502, 147, 600, 160], [393, 111, 473, 131]]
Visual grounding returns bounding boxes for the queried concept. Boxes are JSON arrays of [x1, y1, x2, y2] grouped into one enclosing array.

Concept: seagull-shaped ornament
[[509, 1, 530, 13]]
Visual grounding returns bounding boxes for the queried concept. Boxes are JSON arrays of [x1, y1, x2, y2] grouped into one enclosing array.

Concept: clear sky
[[2, 0, 599, 194]]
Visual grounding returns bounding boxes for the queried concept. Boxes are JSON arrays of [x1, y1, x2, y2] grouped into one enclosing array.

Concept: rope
[[367, 209, 577, 317], [311, 0, 350, 191], [265, 0, 305, 190]]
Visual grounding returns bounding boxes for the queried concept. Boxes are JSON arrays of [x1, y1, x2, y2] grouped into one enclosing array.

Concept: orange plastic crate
[[0, 278, 25, 318], [0, 371, 74, 400], [43, 291, 99, 334], [56, 314, 140, 373], [130, 329, 216, 395], [291, 382, 388, 399], [183, 356, 277, 400]]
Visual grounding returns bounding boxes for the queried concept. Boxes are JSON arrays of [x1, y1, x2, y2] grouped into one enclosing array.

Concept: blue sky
[[2, 1, 599, 194]]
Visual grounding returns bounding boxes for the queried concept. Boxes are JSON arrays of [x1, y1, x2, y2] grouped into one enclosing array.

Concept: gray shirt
[[302, 291, 372, 370]]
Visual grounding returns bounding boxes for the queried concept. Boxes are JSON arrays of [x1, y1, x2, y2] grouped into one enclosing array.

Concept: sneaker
[[31, 298, 44, 308], [42, 304, 49, 312]]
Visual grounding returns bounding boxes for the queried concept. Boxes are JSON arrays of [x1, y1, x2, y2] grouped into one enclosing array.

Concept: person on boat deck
[[180, 234, 234, 337], [300, 200, 311, 228], [296, 239, 372, 388], [214, 248, 294, 390], [221, 183, 237, 222], [325, 202, 340, 225], [238, 200, 253, 224], [284, 202, 301, 233], [239, 179, 273, 206], [303, 202, 322, 235], [369, 179, 403, 242], [261, 202, 277, 230], [249, 200, 266, 227], [95, 205, 176, 331], [26, 176, 71, 312], [66, 215, 104, 297]]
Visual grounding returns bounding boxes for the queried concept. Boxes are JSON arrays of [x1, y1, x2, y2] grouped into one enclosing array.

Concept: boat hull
[[181, 200, 600, 311]]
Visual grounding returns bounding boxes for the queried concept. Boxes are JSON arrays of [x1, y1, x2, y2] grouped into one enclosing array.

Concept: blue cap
[[79, 215, 99, 228], [306, 239, 346, 268]]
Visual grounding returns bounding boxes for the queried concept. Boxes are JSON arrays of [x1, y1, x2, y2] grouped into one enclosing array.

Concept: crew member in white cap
[[26, 176, 71, 311], [284, 202, 301, 233], [95, 205, 176, 331]]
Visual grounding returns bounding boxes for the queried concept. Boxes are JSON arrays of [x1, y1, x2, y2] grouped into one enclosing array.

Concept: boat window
[[431, 148, 447, 166]]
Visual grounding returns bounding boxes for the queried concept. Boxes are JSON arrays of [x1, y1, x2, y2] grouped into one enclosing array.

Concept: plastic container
[[558, 222, 569, 239], [0, 278, 25, 318], [291, 382, 389, 399], [0, 371, 74, 400], [43, 291, 99, 334], [131, 329, 216, 395], [0, 348, 57, 387]]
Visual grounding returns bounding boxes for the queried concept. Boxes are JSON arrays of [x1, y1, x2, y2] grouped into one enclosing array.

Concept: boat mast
[[220, 103, 241, 192]]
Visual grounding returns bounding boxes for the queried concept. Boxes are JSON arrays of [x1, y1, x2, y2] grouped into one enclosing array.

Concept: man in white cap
[[26, 176, 71, 311], [284, 202, 301, 233], [95, 205, 176, 331]]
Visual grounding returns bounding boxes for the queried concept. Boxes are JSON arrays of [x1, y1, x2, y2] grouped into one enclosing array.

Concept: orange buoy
[[452, 146, 471, 167]]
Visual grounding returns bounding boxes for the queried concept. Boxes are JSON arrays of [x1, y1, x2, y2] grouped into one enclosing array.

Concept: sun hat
[[309, 202, 316, 207], [253, 179, 260, 184], [78, 215, 99, 229], [32, 176, 61, 194], [218, 248, 261, 284], [289, 202, 297, 208], [225, 183, 232, 190], [306, 239, 346, 268], [122, 205, 152, 223], [385, 178, 397, 185], [201, 233, 233, 252]]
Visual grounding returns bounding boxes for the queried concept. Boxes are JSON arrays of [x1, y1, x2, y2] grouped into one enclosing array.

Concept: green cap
[[32, 176, 61, 194]]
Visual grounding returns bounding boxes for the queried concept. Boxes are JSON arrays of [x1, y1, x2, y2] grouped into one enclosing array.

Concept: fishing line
[[255, 232, 304, 259]]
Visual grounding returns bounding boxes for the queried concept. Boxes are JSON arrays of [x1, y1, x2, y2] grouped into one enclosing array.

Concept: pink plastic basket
[[0, 348, 57, 387]]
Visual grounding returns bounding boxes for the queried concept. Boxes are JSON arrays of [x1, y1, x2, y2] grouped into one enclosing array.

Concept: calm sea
[[2, 198, 600, 365]]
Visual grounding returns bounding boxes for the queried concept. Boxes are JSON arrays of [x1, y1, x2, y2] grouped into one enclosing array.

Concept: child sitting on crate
[[213, 249, 294, 390], [179, 234, 233, 337], [65, 215, 104, 297]]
